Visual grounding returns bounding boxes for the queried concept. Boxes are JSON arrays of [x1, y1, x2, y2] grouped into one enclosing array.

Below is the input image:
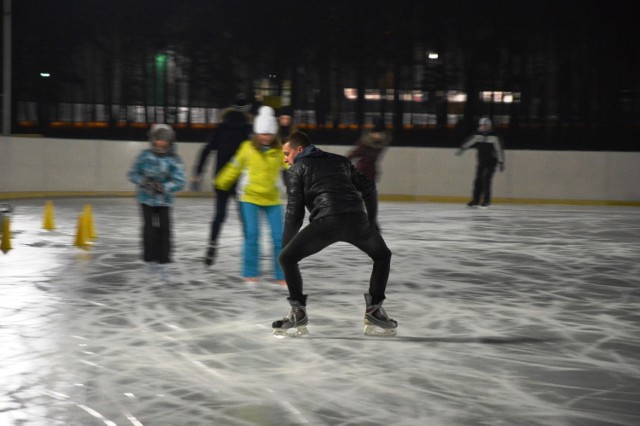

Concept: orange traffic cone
[[1, 216, 12, 254], [74, 212, 90, 249], [43, 201, 56, 231], [83, 204, 97, 239]]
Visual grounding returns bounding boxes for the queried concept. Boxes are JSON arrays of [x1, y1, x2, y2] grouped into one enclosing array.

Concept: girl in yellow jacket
[[215, 106, 287, 284]]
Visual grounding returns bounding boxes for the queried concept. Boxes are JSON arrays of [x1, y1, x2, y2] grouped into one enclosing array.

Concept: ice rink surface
[[1, 198, 639, 425]]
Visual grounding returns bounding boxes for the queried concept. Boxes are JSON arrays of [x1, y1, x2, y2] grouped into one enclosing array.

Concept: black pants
[[208, 189, 236, 243], [141, 204, 171, 264], [472, 159, 498, 204], [279, 213, 392, 305]]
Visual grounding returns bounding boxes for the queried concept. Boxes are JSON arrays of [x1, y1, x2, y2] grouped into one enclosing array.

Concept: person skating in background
[[346, 116, 391, 183], [190, 95, 253, 265], [214, 106, 287, 284], [273, 131, 397, 338], [128, 124, 185, 281], [276, 106, 297, 141], [456, 117, 505, 208]]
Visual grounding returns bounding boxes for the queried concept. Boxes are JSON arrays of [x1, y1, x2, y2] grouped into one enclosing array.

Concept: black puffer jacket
[[283, 145, 378, 246]]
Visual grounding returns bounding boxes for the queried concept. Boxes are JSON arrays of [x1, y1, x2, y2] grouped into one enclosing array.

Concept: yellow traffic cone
[[1, 216, 12, 254], [81, 209, 93, 243], [74, 212, 90, 249], [83, 204, 97, 239], [43, 201, 56, 230]]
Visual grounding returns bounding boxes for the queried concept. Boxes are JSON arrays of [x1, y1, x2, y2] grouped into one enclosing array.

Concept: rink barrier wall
[[1, 136, 639, 206]]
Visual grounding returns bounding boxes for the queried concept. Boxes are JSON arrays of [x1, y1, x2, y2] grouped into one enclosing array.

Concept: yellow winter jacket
[[214, 140, 288, 206]]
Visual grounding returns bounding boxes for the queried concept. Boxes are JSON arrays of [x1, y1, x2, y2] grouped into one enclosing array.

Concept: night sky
[[11, 0, 638, 63]]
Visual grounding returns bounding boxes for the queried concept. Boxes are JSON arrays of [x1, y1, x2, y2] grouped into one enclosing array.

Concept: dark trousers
[[208, 189, 236, 243], [141, 204, 171, 264], [279, 213, 392, 305], [472, 159, 498, 204]]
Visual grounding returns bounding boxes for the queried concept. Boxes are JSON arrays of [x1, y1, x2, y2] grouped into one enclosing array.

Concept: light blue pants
[[238, 202, 284, 280]]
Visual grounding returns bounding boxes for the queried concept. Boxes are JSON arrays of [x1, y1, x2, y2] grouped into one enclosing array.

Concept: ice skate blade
[[364, 324, 397, 337], [273, 326, 309, 338]]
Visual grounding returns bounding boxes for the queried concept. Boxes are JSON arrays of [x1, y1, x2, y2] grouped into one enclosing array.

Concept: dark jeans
[[472, 159, 498, 204], [141, 204, 171, 264], [279, 213, 392, 305], [209, 189, 236, 243]]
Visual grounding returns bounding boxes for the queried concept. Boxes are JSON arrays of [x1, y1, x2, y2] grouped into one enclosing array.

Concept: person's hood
[[294, 144, 324, 163]]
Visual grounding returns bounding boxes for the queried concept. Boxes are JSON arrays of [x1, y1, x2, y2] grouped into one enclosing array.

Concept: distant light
[[40, 72, 51, 78], [447, 91, 467, 103], [155, 53, 167, 65], [428, 52, 439, 59], [344, 88, 357, 100]]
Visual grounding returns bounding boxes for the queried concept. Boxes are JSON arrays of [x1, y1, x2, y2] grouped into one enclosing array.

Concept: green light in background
[[155, 53, 167, 67], [155, 53, 167, 105]]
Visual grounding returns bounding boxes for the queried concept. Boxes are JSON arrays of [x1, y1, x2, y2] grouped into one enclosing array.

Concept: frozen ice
[[1, 198, 640, 425]]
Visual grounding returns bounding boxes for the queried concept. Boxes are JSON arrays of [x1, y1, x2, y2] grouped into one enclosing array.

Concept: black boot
[[272, 295, 309, 337], [204, 241, 217, 266], [364, 294, 398, 336]]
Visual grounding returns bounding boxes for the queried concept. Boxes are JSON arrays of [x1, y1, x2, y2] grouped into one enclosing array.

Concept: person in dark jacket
[[346, 116, 391, 182], [276, 106, 297, 141], [272, 131, 397, 338], [191, 96, 253, 265], [456, 117, 505, 208]]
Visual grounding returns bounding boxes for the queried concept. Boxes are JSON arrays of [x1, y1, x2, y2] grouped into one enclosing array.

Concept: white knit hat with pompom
[[253, 106, 278, 135]]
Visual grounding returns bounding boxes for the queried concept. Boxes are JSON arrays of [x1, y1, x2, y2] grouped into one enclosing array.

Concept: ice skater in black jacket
[[456, 117, 505, 207], [191, 96, 253, 265], [272, 131, 397, 337]]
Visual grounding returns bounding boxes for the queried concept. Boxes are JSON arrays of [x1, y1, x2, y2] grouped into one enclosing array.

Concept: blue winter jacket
[[128, 147, 185, 207]]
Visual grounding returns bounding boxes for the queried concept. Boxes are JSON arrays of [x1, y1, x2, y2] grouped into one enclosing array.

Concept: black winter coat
[[283, 146, 378, 247], [195, 108, 252, 175]]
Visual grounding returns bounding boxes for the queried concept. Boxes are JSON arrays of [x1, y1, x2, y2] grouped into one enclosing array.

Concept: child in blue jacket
[[128, 124, 185, 270]]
